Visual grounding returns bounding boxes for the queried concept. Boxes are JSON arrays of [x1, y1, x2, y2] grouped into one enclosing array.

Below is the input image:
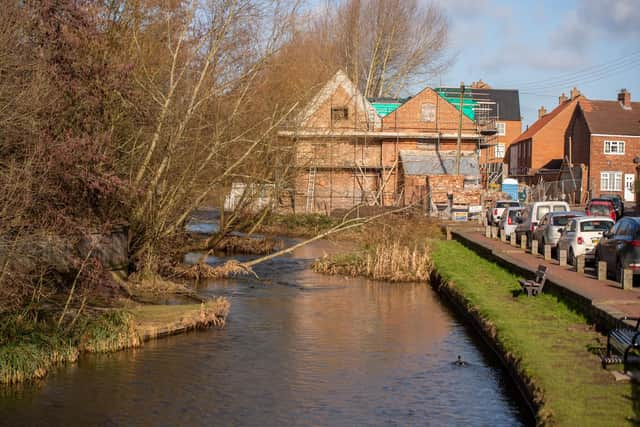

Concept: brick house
[[507, 88, 583, 183], [565, 89, 640, 203], [279, 71, 492, 213]]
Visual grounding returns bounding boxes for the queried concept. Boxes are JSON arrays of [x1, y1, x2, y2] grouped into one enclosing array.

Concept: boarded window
[[331, 107, 349, 121], [420, 103, 436, 122]]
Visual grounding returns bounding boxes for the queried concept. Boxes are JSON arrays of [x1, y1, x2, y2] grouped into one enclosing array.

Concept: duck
[[454, 355, 468, 367]]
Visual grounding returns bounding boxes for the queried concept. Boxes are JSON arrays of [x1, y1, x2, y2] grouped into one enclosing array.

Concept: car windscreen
[[497, 201, 519, 208], [552, 205, 567, 212], [580, 220, 613, 232], [508, 209, 523, 218], [552, 216, 574, 226], [589, 204, 610, 216]]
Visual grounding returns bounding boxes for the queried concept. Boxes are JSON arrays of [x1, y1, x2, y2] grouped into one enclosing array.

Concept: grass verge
[[432, 239, 637, 426]]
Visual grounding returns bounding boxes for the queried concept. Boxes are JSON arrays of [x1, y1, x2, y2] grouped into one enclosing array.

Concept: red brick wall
[[381, 87, 477, 133], [305, 85, 371, 130], [588, 135, 638, 198], [480, 120, 522, 164], [566, 106, 590, 166], [530, 99, 580, 170]]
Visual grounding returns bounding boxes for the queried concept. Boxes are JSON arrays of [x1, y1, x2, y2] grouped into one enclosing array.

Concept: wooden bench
[[602, 316, 640, 372], [518, 265, 547, 296]]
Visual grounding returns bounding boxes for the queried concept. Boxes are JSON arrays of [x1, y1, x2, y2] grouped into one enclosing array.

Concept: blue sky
[[432, 0, 640, 127]]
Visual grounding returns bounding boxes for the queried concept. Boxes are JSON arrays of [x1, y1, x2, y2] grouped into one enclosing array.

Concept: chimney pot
[[570, 87, 581, 100], [538, 106, 547, 119], [559, 92, 568, 105], [618, 88, 631, 108]]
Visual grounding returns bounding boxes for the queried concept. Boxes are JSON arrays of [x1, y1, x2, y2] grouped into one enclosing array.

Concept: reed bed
[[76, 311, 141, 353], [171, 260, 256, 280], [312, 241, 432, 282], [0, 298, 230, 385]]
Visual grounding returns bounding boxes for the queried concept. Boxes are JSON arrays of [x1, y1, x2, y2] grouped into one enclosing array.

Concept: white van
[[515, 201, 570, 245]]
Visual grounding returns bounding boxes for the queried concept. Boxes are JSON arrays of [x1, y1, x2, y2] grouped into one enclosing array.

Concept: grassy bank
[[0, 299, 229, 385], [432, 240, 637, 426]]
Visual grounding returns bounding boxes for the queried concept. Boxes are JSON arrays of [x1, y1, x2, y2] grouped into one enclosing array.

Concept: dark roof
[[435, 87, 521, 121], [368, 97, 410, 103], [513, 98, 578, 143], [580, 100, 640, 136], [399, 150, 479, 176]]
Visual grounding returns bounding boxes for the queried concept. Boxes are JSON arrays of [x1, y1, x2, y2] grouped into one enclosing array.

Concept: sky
[[432, 0, 640, 127]]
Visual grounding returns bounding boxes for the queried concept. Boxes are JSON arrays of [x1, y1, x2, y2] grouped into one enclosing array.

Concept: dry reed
[[312, 241, 432, 282], [171, 260, 256, 280]]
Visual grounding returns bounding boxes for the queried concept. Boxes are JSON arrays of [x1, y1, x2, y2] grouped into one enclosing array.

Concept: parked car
[[487, 200, 520, 225], [533, 211, 585, 253], [586, 198, 617, 221], [595, 217, 640, 281], [515, 201, 570, 246], [598, 194, 624, 218], [498, 207, 524, 239], [557, 216, 614, 265]]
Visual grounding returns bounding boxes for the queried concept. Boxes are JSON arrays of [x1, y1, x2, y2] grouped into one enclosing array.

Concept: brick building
[[279, 71, 500, 213], [436, 82, 522, 184], [565, 89, 640, 204], [507, 88, 582, 183]]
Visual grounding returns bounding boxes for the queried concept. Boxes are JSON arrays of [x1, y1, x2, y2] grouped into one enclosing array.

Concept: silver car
[[498, 207, 524, 239], [533, 211, 585, 253]]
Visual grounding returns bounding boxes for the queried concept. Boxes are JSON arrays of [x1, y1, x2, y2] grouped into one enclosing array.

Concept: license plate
[[592, 238, 599, 245]]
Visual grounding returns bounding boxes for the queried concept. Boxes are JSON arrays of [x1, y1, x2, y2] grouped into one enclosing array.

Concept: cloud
[[478, 43, 589, 74], [579, 0, 640, 38], [549, 10, 592, 53]]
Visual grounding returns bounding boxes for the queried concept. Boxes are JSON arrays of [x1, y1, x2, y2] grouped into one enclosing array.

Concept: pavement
[[449, 226, 640, 322]]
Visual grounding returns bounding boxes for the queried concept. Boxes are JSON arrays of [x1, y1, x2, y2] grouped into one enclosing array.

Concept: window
[[420, 103, 436, 122], [604, 140, 625, 155], [580, 220, 612, 232], [601, 171, 622, 191], [496, 122, 506, 136], [569, 220, 577, 232], [331, 107, 348, 121], [495, 143, 505, 158]]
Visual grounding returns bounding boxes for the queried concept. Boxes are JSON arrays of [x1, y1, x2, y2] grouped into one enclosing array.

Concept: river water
[[0, 240, 528, 426]]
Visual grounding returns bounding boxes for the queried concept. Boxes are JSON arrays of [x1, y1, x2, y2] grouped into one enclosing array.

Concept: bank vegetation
[[0, 0, 450, 383]]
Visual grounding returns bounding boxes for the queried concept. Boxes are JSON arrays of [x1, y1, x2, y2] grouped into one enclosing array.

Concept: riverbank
[[0, 299, 229, 385], [432, 239, 638, 426]]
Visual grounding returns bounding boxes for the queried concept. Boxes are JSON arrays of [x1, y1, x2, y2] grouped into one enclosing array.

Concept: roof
[[370, 100, 404, 117], [297, 70, 381, 128], [580, 99, 640, 136], [435, 87, 521, 121], [399, 150, 479, 176], [513, 98, 576, 144]]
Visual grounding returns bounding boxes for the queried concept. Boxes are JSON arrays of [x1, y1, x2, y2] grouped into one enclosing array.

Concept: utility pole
[[456, 82, 465, 175]]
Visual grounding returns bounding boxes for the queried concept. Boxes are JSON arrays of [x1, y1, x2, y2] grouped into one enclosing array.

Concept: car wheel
[[527, 232, 532, 249], [568, 248, 576, 266], [540, 237, 546, 255]]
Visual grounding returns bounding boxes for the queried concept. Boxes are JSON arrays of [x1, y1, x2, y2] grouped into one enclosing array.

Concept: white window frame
[[604, 140, 625, 155], [496, 122, 506, 136], [494, 143, 505, 158], [600, 171, 622, 191]]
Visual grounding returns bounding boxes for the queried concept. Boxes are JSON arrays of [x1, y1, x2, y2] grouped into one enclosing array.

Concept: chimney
[[570, 87, 581, 100], [618, 88, 631, 109], [538, 106, 547, 119], [559, 92, 568, 104]]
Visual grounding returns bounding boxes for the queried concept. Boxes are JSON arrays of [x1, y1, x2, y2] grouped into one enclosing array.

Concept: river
[[0, 239, 529, 426]]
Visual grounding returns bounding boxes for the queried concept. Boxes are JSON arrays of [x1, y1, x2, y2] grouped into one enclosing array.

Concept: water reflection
[[0, 241, 527, 426]]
